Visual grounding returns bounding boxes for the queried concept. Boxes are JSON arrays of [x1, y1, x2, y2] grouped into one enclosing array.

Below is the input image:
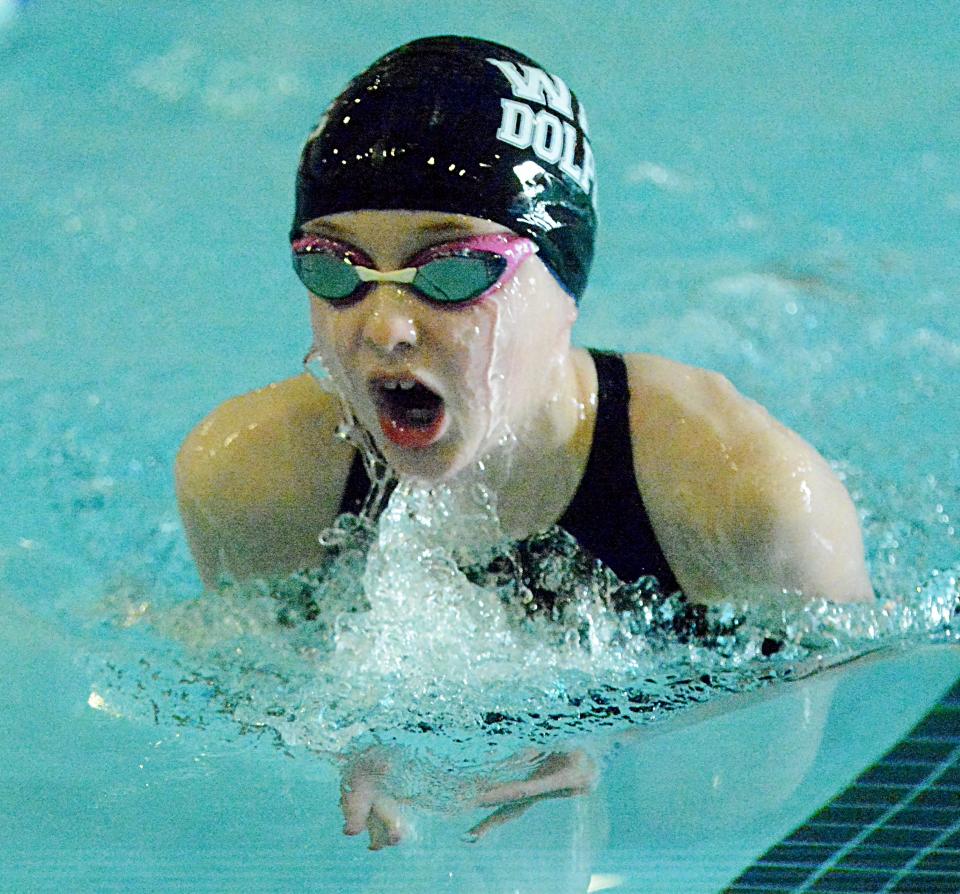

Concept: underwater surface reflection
[[2, 1, 959, 891]]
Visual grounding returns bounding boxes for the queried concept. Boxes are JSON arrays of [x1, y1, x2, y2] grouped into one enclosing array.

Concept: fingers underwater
[[365, 798, 408, 850], [474, 750, 598, 806], [464, 800, 534, 842]]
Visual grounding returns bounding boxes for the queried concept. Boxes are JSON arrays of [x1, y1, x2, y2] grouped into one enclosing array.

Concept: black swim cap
[[291, 36, 597, 301]]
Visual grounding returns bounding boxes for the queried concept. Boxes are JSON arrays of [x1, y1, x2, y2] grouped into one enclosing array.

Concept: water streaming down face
[[10, 250, 955, 809], [4, 6, 956, 821], [81, 230, 960, 790], [302, 210, 581, 490]]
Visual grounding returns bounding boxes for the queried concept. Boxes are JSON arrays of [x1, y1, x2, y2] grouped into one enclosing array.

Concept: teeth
[[399, 380, 415, 390], [380, 379, 416, 390]]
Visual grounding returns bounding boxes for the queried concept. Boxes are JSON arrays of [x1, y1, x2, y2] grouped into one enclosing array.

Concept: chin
[[377, 435, 480, 484], [387, 449, 461, 483]]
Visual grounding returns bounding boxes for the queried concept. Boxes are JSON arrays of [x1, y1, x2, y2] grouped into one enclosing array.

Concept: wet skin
[[175, 209, 875, 847], [339, 747, 598, 850], [301, 214, 538, 482], [177, 209, 874, 605]]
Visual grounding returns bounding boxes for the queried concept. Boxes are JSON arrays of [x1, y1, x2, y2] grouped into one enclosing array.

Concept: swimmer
[[176, 35, 874, 609], [175, 34, 875, 849]]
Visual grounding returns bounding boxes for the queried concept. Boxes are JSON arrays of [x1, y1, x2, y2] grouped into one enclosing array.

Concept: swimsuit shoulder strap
[[338, 348, 679, 589], [557, 349, 680, 589], [338, 449, 373, 517]]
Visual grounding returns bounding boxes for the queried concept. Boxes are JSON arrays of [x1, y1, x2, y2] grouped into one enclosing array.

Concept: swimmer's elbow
[[770, 482, 875, 605]]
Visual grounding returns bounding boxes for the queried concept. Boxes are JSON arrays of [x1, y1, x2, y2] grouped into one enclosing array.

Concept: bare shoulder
[[624, 353, 756, 427], [176, 374, 348, 496], [621, 353, 873, 605], [623, 354, 791, 464], [175, 374, 354, 587]]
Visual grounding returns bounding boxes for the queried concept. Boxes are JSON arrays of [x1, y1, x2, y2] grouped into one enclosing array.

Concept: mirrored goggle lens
[[292, 251, 362, 301], [413, 254, 507, 303], [292, 250, 509, 305]]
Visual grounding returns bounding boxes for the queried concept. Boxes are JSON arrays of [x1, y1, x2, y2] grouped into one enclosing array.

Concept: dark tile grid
[[722, 676, 960, 894]]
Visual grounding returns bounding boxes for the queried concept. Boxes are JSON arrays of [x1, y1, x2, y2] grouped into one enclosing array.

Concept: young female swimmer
[[175, 37, 874, 846], [176, 35, 873, 606]]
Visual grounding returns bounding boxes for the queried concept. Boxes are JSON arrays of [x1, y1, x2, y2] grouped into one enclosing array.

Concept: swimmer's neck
[[481, 346, 597, 539]]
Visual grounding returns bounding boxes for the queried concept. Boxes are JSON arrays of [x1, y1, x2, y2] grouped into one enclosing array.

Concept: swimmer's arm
[[175, 375, 353, 590], [682, 446, 875, 606], [626, 356, 874, 606], [755, 452, 875, 604]]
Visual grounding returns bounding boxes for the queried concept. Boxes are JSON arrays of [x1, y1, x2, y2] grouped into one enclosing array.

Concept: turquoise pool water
[[2, 2, 959, 891]]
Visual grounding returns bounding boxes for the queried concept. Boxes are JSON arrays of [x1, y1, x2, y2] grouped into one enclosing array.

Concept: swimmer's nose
[[360, 285, 418, 355]]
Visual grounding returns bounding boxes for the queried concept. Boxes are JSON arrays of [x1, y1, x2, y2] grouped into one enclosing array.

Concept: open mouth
[[371, 376, 446, 449]]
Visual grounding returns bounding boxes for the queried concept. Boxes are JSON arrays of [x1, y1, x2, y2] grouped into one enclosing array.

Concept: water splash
[[86, 471, 959, 783], [4, 378, 957, 814]]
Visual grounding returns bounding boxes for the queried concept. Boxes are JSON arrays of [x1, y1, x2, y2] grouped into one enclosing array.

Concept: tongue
[[378, 385, 445, 449]]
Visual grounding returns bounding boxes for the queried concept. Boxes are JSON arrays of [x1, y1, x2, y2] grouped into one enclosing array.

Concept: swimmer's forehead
[[301, 210, 512, 244]]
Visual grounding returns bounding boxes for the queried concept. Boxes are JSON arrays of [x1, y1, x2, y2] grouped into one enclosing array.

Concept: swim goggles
[[291, 233, 537, 307]]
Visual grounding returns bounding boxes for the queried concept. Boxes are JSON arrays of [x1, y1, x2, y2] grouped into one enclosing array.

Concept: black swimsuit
[[338, 348, 679, 591]]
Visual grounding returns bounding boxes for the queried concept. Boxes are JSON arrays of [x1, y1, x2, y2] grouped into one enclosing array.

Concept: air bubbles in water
[[89, 468, 958, 778]]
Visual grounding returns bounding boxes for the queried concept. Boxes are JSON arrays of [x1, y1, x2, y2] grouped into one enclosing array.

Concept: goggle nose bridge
[[354, 266, 418, 284]]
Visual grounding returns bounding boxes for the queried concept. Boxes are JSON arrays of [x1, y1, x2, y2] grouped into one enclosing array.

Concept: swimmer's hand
[[338, 748, 596, 849], [339, 751, 411, 850], [465, 749, 597, 842]]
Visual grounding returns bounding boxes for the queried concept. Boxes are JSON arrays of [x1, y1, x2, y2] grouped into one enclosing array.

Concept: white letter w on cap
[[486, 58, 574, 121]]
